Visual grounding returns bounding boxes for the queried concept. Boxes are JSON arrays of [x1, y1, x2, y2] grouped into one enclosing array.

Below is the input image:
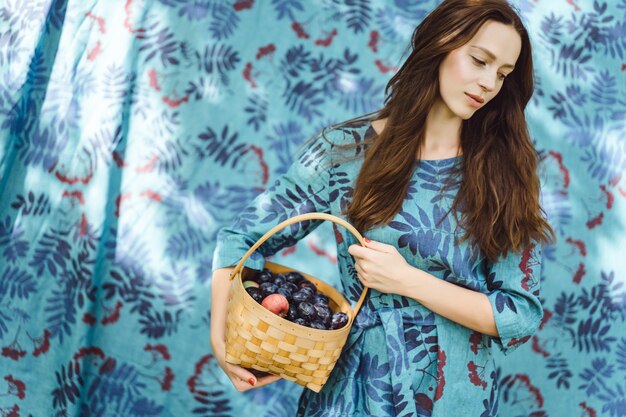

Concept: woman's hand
[[348, 238, 414, 296], [211, 337, 282, 392]]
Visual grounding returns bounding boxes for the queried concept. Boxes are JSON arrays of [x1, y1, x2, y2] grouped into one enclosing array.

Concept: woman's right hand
[[211, 337, 282, 392], [210, 267, 282, 392]]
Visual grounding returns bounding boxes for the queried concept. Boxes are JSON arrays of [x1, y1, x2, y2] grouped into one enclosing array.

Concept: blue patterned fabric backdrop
[[0, 0, 625, 416]]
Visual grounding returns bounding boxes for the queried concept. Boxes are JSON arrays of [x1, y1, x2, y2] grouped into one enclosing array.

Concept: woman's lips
[[465, 93, 484, 108]]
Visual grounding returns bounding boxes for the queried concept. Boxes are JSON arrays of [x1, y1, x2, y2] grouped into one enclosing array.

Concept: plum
[[246, 287, 264, 304], [314, 293, 329, 305], [256, 270, 273, 283], [277, 287, 292, 300], [314, 304, 331, 327], [298, 302, 316, 321], [259, 282, 278, 297], [287, 304, 298, 321], [285, 272, 304, 284], [291, 290, 312, 304], [293, 317, 308, 327], [330, 312, 349, 329], [299, 280, 316, 292], [310, 321, 327, 330]]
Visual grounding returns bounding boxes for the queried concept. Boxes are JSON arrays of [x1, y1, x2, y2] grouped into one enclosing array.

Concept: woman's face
[[437, 20, 522, 120]]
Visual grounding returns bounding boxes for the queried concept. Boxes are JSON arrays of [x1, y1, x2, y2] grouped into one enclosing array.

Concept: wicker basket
[[225, 213, 369, 392]]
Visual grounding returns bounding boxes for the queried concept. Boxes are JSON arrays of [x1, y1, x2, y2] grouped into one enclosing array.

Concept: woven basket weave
[[225, 213, 368, 392]]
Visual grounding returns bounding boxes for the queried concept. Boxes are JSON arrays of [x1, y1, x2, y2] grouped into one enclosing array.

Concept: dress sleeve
[[485, 241, 544, 355], [211, 127, 339, 273]]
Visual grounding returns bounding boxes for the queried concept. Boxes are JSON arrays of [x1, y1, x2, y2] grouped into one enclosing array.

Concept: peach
[[261, 294, 289, 318]]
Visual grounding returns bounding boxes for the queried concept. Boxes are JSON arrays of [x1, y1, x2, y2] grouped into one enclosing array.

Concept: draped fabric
[[0, 1, 624, 416]]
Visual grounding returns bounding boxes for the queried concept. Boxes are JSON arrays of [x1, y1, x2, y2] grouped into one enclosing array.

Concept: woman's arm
[[400, 266, 498, 336], [349, 238, 543, 350]]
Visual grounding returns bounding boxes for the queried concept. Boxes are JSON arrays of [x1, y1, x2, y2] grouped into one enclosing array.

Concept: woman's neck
[[371, 105, 462, 160]]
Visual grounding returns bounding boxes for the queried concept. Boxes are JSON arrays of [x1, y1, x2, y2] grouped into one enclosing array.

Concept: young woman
[[210, 0, 554, 415]]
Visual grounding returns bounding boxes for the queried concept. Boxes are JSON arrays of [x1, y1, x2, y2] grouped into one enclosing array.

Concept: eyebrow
[[470, 45, 515, 70]]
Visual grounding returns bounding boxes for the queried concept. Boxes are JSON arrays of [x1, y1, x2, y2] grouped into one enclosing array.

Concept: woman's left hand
[[348, 238, 413, 296]]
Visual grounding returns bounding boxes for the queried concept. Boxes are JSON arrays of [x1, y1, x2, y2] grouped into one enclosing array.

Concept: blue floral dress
[[212, 120, 543, 417]]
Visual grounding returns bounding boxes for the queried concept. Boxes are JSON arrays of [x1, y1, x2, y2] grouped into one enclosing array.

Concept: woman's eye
[[498, 73, 507, 81], [471, 57, 486, 66]]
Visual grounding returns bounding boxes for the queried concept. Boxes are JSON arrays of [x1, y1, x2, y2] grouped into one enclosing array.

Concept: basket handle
[[229, 212, 369, 317]]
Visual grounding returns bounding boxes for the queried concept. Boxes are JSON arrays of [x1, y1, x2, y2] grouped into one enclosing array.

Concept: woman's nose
[[478, 74, 497, 92]]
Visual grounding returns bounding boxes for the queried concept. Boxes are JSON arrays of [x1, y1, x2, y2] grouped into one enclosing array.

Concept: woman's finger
[[225, 362, 257, 388], [254, 374, 283, 388]]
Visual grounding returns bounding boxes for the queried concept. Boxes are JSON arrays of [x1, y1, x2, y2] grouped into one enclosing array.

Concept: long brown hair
[[334, 0, 554, 262]]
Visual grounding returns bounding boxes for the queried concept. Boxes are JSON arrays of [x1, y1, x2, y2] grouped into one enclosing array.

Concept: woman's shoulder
[[321, 118, 375, 148]]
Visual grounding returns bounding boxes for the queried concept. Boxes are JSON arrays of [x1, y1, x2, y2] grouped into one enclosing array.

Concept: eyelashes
[[471, 56, 508, 80]]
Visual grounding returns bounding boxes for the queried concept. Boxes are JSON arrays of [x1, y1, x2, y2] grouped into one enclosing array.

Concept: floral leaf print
[[283, 79, 324, 122], [403, 311, 436, 355], [139, 310, 182, 339], [175, 0, 210, 22], [577, 271, 626, 321], [244, 93, 268, 132], [414, 392, 433, 416], [230, 206, 260, 233], [195, 43, 240, 76], [590, 70, 618, 105], [16, 123, 68, 171], [494, 290, 518, 314], [329, 166, 353, 203], [417, 166, 441, 192], [272, 0, 304, 21], [10, 192, 51, 216], [546, 353, 573, 389], [260, 183, 314, 224], [389, 211, 419, 255], [575, 317, 615, 353], [137, 22, 183, 66], [617, 338, 626, 372], [281, 45, 312, 78], [554, 43, 594, 80], [157, 265, 196, 308], [52, 361, 82, 409], [360, 352, 391, 402], [166, 227, 207, 260], [553, 291, 578, 331], [479, 368, 500, 417], [209, 2, 239, 40], [195, 125, 254, 171], [341, 0, 372, 34], [0, 217, 29, 264], [337, 76, 384, 114], [578, 358, 614, 396], [0, 267, 36, 299], [597, 383, 626, 417]]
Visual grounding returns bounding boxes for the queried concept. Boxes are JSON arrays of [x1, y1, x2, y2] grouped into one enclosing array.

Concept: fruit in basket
[[245, 287, 264, 304], [299, 280, 317, 292], [247, 268, 349, 330], [277, 287, 293, 300], [331, 312, 349, 329], [256, 270, 273, 283], [314, 304, 331, 327], [314, 293, 329, 305], [259, 282, 278, 297], [297, 302, 315, 321], [292, 290, 312, 304], [243, 280, 259, 289], [284, 271, 304, 284], [261, 294, 289, 318]]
